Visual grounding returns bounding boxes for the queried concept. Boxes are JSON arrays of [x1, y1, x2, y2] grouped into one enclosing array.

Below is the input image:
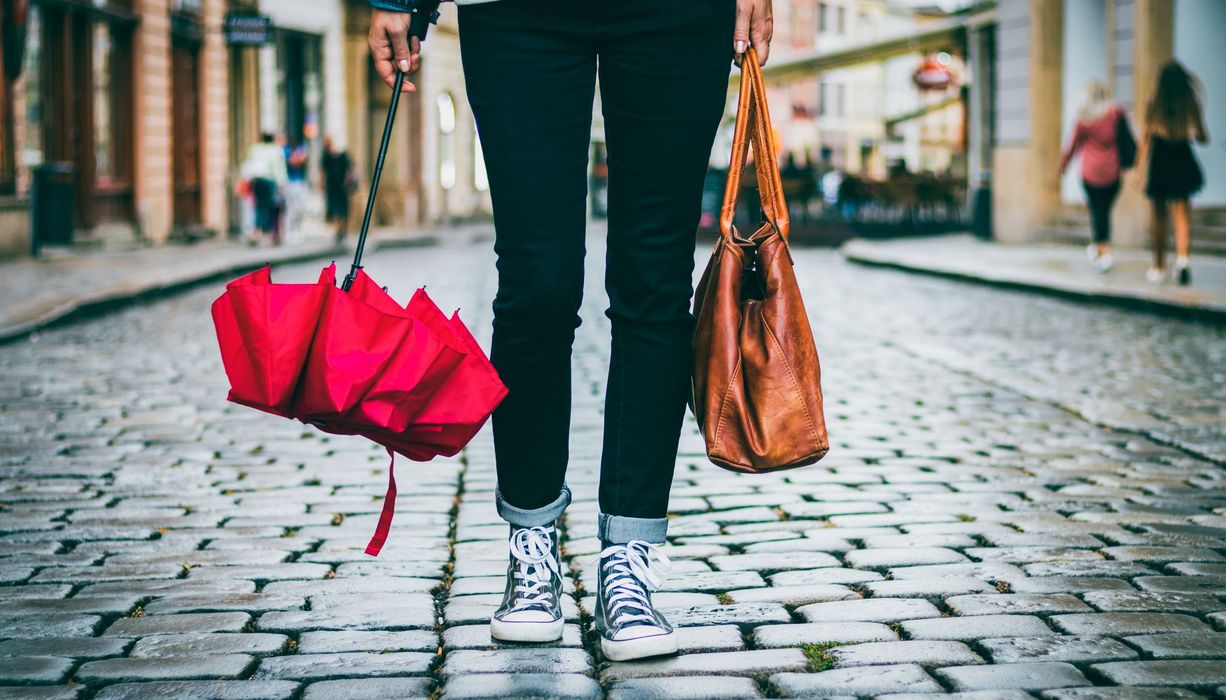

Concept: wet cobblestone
[[2, 231, 1225, 696]]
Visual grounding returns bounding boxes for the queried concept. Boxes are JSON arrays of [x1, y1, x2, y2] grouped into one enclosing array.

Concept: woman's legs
[[1150, 199, 1169, 271], [1170, 199, 1191, 260], [1170, 198, 1192, 284], [1083, 180, 1119, 256], [595, 1, 735, 543], [459, 4, 597, 516]]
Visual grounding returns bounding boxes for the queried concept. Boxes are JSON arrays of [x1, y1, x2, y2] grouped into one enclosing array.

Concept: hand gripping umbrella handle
[[343, 70, 406, 292]]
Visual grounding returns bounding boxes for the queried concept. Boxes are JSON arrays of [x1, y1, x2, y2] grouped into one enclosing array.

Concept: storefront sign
[[913, 53, 955, 91], [224, 13, 273, 46]]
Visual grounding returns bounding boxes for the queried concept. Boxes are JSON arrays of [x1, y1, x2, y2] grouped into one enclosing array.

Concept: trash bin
[[31, 163, 75, 255]]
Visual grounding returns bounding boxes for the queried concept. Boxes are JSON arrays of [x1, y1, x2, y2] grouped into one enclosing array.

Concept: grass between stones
[[800, 641, 844, 672]]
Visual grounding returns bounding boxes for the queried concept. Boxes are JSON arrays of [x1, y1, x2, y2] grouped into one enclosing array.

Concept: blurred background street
[[2, 0, 1226, 697]]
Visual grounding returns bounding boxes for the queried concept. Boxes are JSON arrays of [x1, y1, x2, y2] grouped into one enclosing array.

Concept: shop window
[[36, 1, 136, 228], [0, 3, 37, 194], [92, 22, 115, 182], [22, 8, 44, 176], [437, 92, 456, 191]]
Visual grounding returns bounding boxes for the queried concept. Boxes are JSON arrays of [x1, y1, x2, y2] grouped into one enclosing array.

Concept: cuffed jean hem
[[598, 512, 669, 545], [496, 484, 572, 528]]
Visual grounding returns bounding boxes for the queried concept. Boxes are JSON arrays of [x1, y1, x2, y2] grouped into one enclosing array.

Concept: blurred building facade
[[765, 0, 966, 180], [754, 0, 1223, 249], [0, 0, 489, 259]]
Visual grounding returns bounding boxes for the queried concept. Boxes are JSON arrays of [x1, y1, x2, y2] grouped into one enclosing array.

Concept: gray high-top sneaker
[[594, 539, 677, 661], [490, 524, 565, 642]]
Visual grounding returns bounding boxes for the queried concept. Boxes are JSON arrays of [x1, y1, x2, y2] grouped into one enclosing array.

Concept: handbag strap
[[719, 47, 790, 241]]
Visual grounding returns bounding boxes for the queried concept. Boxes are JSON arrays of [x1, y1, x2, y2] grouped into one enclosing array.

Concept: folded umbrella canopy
[[212, 265, 331, 418], [328, 270, 466, 436], [212, 71, 506, 556]]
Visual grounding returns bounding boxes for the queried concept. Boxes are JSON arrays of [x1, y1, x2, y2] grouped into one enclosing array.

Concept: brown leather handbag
[[692, 47, 829, 474]]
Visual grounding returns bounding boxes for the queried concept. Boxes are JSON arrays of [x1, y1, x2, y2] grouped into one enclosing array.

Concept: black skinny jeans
[[458, 1, 734, 519], [1083, 180, 1120, 245]]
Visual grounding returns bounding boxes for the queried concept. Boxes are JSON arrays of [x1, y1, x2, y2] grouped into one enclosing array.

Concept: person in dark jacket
[[321, 136, 354, 244]]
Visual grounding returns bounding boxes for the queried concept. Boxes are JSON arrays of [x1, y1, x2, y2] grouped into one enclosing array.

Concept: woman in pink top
[[1060, 80, 1128, 272]]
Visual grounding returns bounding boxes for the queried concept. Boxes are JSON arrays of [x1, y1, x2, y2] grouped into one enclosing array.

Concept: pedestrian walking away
[[240, 133, 289, 246], [322, 135, 356, 244], [1059, 79, 1131, 273], [1138, 60, 1210, 286], [369, 0, 772, 662], [284, 140, 311, 241]]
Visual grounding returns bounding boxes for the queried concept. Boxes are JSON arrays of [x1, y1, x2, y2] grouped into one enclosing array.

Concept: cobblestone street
[[2, 227, 1225, 699]]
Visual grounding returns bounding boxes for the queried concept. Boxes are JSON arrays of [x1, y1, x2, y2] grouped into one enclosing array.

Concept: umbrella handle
[[344, 71, 405, 292]]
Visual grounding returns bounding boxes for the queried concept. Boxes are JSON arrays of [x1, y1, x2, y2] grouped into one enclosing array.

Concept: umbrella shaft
[[345, 71, 405, 292]]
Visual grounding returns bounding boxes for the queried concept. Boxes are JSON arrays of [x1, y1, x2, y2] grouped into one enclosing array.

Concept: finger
[[752, 14, 773, 65], [409, 36, 422, 73], [369, 33, 415, 92], [390, 28, 412, 74], [373, 51, 397, 89], [734, 1, 751, 57], [368, 29, 397, 89]]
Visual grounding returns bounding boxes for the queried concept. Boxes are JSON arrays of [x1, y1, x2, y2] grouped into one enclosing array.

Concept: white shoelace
[[597, 540, 671, 628], [508, 525, 561, 613]]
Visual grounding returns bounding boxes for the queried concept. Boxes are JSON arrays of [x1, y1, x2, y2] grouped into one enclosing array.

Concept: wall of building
[[131, 0, 230, 243], [1113, 0, 1136, 107], [0, 201, 30, 258], [258, 0, 348, 146], [992, 0, 1038, 243], [134, 0, 174, 243], [1060, 0, 1108, 204], [340, 2, 489, 231], [202, 0, 230, 236], [1174, 0, 1226, 206]]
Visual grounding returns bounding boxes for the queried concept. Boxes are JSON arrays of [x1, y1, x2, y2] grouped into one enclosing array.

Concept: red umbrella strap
[[364, 448, 398, 557]]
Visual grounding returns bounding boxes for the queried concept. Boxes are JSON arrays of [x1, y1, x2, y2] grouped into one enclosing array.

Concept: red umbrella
[[211, 265, 331, 418], [332, 271, 465, 435], [290, 265, 414, 427], [395, 290, 508, 451], [211, 70, 506, 557]]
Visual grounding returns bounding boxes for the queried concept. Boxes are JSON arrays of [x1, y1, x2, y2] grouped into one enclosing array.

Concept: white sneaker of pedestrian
[[1086, 244, 1100, 264], [1146, 267, 1166, 284], [1173, 257, 1191, 286], [1095, 252, 1114, 273]]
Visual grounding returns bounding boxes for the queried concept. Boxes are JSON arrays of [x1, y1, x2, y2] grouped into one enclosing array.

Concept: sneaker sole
[[490, 616, 564, 643], [600, 631, 678, 661]]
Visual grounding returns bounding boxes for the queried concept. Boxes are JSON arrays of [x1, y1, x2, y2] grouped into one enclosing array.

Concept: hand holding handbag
[[692, 47, 829, 473]]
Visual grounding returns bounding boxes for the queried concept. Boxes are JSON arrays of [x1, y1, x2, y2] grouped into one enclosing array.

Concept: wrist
[[369, 0, 411, 11]]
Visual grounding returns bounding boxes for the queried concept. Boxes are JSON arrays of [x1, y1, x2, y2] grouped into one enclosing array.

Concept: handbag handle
[[719, 47, 790, 241]]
